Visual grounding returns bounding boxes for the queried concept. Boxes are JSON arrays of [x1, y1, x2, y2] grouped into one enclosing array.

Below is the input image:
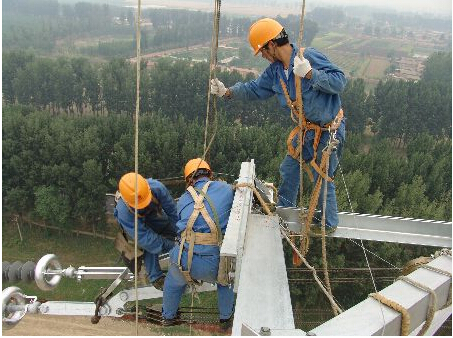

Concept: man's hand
[[210, 78, 227, 97], [293, 55, 312, 78]]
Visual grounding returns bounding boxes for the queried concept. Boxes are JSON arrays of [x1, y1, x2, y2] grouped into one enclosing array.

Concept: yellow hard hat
[[249, 18, 284, 55], [118, 173, 152, 209], [184, 158, 211, 181]]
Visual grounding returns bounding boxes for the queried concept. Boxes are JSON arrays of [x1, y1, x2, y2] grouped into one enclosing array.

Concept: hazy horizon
[[60, 0, 453, 18], [316, 0, 451, 17]]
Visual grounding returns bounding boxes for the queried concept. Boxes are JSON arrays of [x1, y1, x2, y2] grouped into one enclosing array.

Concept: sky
[[315, 0, 452, 17]]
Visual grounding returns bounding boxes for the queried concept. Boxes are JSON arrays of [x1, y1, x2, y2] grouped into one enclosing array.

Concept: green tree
[[2, 51, 34, 103], [34, 185, 71, 228], [341, 79, 368, 133]]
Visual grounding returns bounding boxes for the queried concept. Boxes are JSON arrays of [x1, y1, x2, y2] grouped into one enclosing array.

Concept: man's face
[[260, 41, 277, 63]]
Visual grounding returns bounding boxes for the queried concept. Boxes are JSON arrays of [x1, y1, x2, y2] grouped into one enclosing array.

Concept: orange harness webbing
[[279, 78, 343, 182]]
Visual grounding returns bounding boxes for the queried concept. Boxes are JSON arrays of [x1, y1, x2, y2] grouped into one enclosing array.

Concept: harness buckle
[[194, 203, 205, 210]]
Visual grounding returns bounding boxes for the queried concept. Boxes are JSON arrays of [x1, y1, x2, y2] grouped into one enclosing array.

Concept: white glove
[[293, 55, 312, 78], [210, 78, 227, 97]]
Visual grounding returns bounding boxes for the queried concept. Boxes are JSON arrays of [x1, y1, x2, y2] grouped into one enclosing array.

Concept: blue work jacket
[[114, 179, 178, 254], [230, 45, 346, 126], [177, 177, 234, 255], [230, 45, 347, 161]]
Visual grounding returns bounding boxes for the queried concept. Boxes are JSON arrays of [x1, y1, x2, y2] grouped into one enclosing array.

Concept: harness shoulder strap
[[177, 181, 220, 285]]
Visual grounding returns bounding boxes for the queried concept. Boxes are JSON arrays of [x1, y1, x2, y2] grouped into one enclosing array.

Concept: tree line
[[2, 104, 451, 230], [3, 50, 452, 136]]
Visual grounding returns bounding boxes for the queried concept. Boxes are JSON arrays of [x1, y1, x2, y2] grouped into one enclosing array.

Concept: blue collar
[[193, 177, 210, 186]]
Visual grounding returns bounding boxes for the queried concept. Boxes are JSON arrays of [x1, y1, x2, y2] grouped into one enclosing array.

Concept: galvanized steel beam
[[221, 160, 255, 292], [276, 207, 452, 247], [232, 214, 295, 336], [310, 255, 452, 336]]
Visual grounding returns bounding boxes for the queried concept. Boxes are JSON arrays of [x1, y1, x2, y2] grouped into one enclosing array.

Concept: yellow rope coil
[[369, 292, 410, 336], [419, 265, 452, 309], [397, 276, 437, 336]]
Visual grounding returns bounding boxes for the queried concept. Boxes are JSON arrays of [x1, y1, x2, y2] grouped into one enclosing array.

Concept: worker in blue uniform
[[210, 18, 347, 233], [162, 158, 235, 328], [114, 172, 178, 290]]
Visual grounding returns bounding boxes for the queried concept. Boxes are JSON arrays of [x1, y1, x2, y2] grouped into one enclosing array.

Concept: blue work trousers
[[277, 132, 344, 227], [162, 246, 235, 320]]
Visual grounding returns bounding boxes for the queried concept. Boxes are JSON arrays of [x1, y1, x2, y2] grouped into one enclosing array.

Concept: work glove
[[293, 55, 312, 78], [210, 78, 227, 97]]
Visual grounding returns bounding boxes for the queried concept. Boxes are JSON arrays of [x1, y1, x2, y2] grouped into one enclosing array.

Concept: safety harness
[[177, 181, 226, 285], [279, 79, 343, 183], [279, 52, 344, 260]]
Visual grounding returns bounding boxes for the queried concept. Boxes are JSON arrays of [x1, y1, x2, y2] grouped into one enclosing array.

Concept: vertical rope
[[203, 0, 221, 159], [296, 0, 307, 255], [134, 0, 142, 335], [320, 143, 337, 316], [297, 0, 306, 52]]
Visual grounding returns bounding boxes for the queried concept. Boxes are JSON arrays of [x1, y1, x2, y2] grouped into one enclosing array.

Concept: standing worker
[[114, 172, 178, 290], [162, 158, 235, 328], [210, 18, 347, 234]]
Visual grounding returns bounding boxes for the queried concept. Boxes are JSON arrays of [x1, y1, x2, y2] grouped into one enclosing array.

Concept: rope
[[233, 183, 273, 216], [133, 0, 142, 335], [280, 226, 343, 315], [369, 293, 410, 336], [320, 142, 336, 316], [419, 265, 452, 309], [236, 178, 341, 316], [335, 155, 388, 329], [397, 276, 437, 336], [296, 0, 307, 258], [297, 0, 307, 51], [202, 0, 221, 161]]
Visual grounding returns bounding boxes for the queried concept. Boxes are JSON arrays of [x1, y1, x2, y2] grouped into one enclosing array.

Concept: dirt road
[[2, 314, 228, 336]]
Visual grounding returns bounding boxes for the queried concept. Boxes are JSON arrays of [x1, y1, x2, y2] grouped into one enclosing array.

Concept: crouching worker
[[114, 172, 178, 290], [162, 159, 235, 328]]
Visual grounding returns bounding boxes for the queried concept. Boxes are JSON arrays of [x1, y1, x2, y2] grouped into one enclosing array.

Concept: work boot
[[152, 275, 165, 291], [162, 317, 181, 326], [219, 314, 234, 331], [162, 310, 182, 326]]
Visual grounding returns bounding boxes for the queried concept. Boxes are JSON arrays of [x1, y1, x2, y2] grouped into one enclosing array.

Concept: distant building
[[391, 56, 426, 81]]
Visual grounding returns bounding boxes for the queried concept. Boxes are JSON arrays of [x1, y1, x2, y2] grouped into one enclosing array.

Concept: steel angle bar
[[38, 301, 96, 316], [37, 283, 217, 318], [310, 255, 452, 336], [276, 207, 452, 247], [409, 305, 452, 336], [232, 214, 295, 336], [220, 160, 255, 292]]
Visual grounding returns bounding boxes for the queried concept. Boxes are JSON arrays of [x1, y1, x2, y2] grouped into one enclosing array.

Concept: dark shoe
[[310, 224, 337, 237], [152, 275, 165, 291], [219, 315, 233, 330], [162, 317, 181, 326], [162, 310, 183, 326]]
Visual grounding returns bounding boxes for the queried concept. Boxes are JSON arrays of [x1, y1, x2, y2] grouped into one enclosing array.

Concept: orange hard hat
[[118, 172, 152, 209], [249, 18, 284, 55], [184, 158, 211, 181]]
